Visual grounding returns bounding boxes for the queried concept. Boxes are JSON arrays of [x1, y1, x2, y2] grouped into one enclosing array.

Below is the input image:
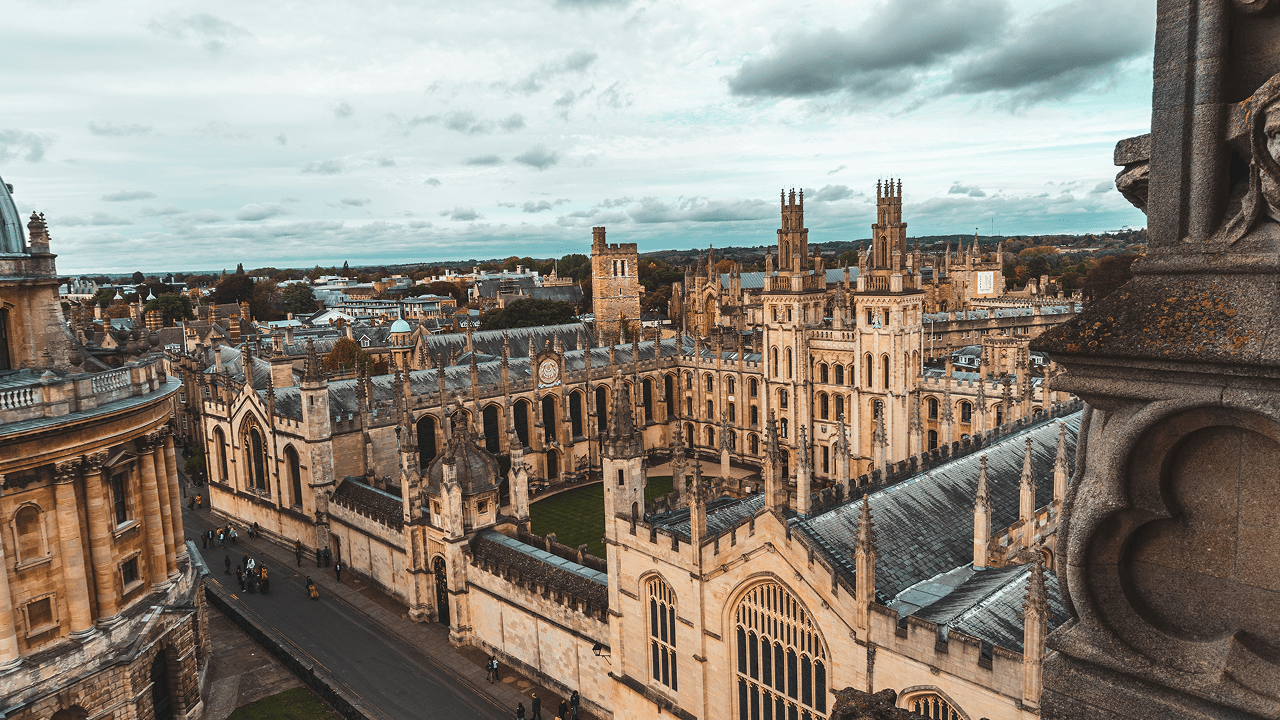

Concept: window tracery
[[735, 582, 827, 720]]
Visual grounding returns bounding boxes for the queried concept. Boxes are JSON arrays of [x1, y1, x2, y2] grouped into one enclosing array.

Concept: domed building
[[0, 175, 207, 719], [423, 416, 502, 534]]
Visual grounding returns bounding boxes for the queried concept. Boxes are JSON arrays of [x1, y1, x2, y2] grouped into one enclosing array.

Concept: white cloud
[[301, 159, 344, 174], [89, 122, 152, 137], [0, 129, 52, 162], [514, 145, 560, 170], [235, 203, 287, 221], [441, 207, 482, 221], [103, 190, 156, 202]]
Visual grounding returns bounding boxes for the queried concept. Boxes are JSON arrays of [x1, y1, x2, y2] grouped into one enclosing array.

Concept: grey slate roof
[[649, 492, 766, 539], [206, 345, 273, 391], [470, 530, 609, 611], [795, 411, 1079, 602], [923, 305, 1073, 323], [912, 563, 1069, 652], [719, 268, 860, 290], [527, 285, 584, 304], [420, 323, 593, 361]]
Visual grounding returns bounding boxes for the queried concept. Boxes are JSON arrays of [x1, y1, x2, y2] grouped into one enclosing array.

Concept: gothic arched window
[[785, 348, 793, 379], [819, 393, 829, 420], [881, 355, 890, 389], [749, 378, 759, 398], [246, 426, 268, 493], [213, 427, 229, 481], [864, 355, 873, 389], [284, 445, 303, 507], [706, 374, 715, 392], [648, 577, 678, 692], [960, 401, 973, 424], [834, 365, 844, 385], [927, 397, 938, 419], [819, 363, 829, 383], [734, 582, 828, 720], [903, 692, 964, 720]]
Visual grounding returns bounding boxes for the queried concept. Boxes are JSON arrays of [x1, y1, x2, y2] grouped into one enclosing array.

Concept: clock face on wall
[[538, 359, 560, 385]]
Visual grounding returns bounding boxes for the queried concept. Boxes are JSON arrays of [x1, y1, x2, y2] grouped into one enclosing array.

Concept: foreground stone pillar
[[0, 534, 20, 672], [137, 437, 170, 589], [84, 453, 120, 624], [163, 432, 187, 561], [53, 461, 94, 638], [151, 434, 178, 579]]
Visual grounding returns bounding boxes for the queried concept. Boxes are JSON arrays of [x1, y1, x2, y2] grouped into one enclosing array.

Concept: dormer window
[[360, 336, 370, 348]]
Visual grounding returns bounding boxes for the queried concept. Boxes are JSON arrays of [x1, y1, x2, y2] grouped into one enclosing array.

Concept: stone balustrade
[[0, 356, 168, 428]]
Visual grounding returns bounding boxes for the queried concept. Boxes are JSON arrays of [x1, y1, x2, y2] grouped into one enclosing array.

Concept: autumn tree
[[282, 284, 318, 316], [323, 337, 387, 376], [1081, 254, 1138, 301], [143, 293, 194, 326]]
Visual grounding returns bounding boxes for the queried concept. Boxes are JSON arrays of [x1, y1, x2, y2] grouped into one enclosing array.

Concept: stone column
[[137, 437, 170, 589], [163, 432, 187, 561], [0, 525, 20, 672], [84, 452, 120, 625], [151, 433, 178, 579], [53, 461, 95, 638]]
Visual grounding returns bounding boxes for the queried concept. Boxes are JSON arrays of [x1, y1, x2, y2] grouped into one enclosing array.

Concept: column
[[0, 528, 20, 671], [163, 432, 187, 561], [138, 437, 170, 589], [151, 433, 178, 579], [54, 462, 94, 638], [84, 453, 120, 625]]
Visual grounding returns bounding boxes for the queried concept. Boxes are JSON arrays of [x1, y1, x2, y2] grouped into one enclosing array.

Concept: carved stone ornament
[[82, 451, 110, 472], [54, 460, 82, 483], [2, 472, 41, 490]]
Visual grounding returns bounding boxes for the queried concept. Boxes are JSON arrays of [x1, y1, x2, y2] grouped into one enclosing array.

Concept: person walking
[[223, 555, 231, 575], [195, 494, 202, 509], [531, 694, 541, 720], [515, 702, 525, 720], [334, 561, 343, 583], [295, 540, 303, 567], [201, 533, 208, 550], [306, 577, 319, 601], [236, 566, 244, 591], [569, 691, 579, 720], [487, 656, 498, 683], [260, 566, 269, 594], [558, 699, 568, 720]]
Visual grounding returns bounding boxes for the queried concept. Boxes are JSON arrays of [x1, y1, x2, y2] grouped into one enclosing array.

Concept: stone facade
[[0, 178, 207, 720], [591, 226, 642, 344]]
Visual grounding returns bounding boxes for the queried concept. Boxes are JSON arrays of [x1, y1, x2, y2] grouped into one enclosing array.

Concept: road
[[184, 505, 510, 720]]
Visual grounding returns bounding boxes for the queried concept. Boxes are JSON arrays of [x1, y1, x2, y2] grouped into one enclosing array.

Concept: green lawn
[[530, 475, 673, 558], [228, 687, 339, 720]]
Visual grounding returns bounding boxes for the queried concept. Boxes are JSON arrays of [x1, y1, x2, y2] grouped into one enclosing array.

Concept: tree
[[324, 337, 380, 375], [89, 288, 118, 308], [235, 263, 245, 275], [641, 285, 671, 315], [426, 281, 466, 305], [143, 293, 194, 326], [482, 298, 576, 330], [1026, 255, 1051, 279], [282, 284, 318, 316], [251, 279, 284, 321], [185, 445, 206, 484], [341, 261, 350, 277], [130, 271, 145, 285], [1081, 254, 1138, 301], [211, 274, 255, 305]]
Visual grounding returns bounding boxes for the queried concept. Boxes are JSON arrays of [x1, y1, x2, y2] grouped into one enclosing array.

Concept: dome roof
[[425, 419, 500, 496], [390, 318, 411, 333]]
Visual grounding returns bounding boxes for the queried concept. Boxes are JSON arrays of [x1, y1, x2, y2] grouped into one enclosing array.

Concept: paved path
[[184, 502, 526, 720], [202, 604, 309, 720]]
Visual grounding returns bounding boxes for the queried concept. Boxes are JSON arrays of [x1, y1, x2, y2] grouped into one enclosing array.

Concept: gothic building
[[0, 177, 207, 720]]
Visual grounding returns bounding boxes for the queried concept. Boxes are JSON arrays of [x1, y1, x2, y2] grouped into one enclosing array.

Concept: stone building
[[591, 226, 642, 342], [0, 177, 207, 720]]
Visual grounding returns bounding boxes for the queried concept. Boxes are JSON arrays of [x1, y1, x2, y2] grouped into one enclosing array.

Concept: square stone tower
[[590, 226, 640, 343]]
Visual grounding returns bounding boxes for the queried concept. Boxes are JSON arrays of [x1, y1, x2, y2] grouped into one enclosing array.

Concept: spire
[[303, 336, 325, 384], [602, 371, 642, 458], [974, 455, 991, 568], [855, 497, 877, 629], [1022, 557, 1049, 709], [1053, 422, 1069, 507], [1020, 437, 1036, 524]]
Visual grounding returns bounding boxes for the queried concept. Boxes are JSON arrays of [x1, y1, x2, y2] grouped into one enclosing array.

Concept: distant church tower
[[590, 226, 641, 343]]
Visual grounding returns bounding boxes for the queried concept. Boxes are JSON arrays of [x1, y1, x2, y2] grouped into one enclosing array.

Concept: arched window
[[873, 400, 883, 420], [819, 363, 829, 383], [665, 375, 676, 418], [686, 397, 694, 416], [864, 355, 873, 389], [213, 427, 229, 481], [541, 395, 557, 444], [483, 404, 501, 452], [569, 392, 584, 437], [706, 374, 715, 392], [728, 377, 736, 394], [750, 405, 759, 427], [834, 395, 844, 421], [706, 426, 716, 447], [779, 389, 788, 409], [13, 504, 48, 564], [903, 692, 964, 720], [819, 393, 829, 420], [780, 418, 789, 438], [648, 577, 678, 691], [729, 431, 737, 451], [707, 399, 714, 419], [685, 423, 695, 445], [881, 355, 890, 389], [785, 348, 793, 379], [285, 446, 303, 507], [834, 365, 844, 385], [927, 397, 938, 419], [734, 582, 827, 720], [771, 347, 779, 377], [728, 402, 736, 424], [749, 433, 759, 454], [643, 379, 654, 423], [996, 406, 1004, 426], [749, 378, 758, 398], [928, 429, 938, 450], [960, 402, 973, 424], [685, 372, 693, 389], [515, 400, 532, 447], [595, 386, 609, 432], [246, 426, 268, 493]]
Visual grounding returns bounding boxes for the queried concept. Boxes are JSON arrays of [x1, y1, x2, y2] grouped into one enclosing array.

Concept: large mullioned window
[[648, 577, 678, 692], [904, 693, 963, 720], [735, 582, 827, 720]]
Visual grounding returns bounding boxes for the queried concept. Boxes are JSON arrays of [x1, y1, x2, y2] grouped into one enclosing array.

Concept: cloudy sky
[[3, 0, 1154, 274]]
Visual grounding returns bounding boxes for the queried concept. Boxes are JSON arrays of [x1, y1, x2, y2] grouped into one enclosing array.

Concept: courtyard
[[529, 475, 674, 558]]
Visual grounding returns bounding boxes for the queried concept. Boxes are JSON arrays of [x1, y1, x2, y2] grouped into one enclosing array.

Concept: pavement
[[202, 603, 309, 720], [181, 478, 589, 720]]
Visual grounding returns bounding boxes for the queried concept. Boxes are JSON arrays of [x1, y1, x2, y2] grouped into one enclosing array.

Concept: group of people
[[202, 525, 237, 549], [233, 554, 269, 594], [187, 493, 203, 511], [494, 656, 580, 720], [513, 690, 580, 720]]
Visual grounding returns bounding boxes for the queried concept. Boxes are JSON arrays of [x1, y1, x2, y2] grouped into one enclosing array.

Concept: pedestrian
[[252, 521, 260, 539], [295, 539, 303, 567], [334, 561, 342, 583], [196, 494, 202, 509], [243, 553, 250, 569], [260, 566, 269, 594], [229, 527, 237, 544], [306, 577, 319, 600], [516, 702, 525, 720], [188, 496, 195, 511], [323, 547, 332, 567], [558, 700, 568, 719], [223, 555, 230, 575], [531, 693, 541, 720], [201, 533, 207, 550], [236, 566, 244, 591], [487, 656, 498, 683], [569, 691, 579, 720]]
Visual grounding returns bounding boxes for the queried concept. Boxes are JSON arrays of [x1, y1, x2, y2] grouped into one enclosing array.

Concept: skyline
[[5, 0, 1153, 275]]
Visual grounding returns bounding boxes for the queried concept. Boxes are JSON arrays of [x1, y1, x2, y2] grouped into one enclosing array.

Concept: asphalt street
[[185, 505, 510, 720]]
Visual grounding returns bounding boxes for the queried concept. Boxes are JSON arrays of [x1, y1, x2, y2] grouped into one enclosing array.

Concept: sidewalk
[[183, 473, 592, 720]]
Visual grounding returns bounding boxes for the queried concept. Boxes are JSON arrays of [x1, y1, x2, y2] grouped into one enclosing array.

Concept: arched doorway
[[150, 652, 174, 720], [546, 448, 560, 480], [433, 556, 450, 626]]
